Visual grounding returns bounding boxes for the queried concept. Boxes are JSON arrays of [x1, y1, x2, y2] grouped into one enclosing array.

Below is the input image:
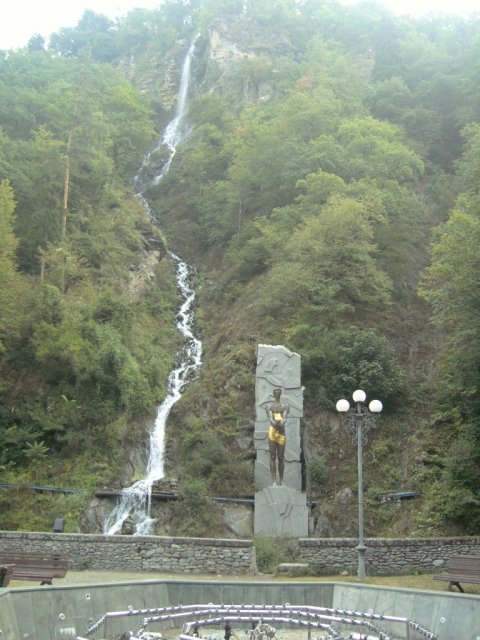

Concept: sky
[[0, 0, 479, 51], [0, 1, 162, 51]]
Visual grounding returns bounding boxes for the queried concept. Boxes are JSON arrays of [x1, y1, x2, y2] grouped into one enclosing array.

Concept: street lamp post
[[336, 389, 382, 580]]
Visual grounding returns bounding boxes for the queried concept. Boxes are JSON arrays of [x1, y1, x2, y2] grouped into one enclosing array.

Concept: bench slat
[[0, 552, 68, 585], [0, 565, 15, 588], [433, 554, 480, 592], [434, 575, 480, 583]]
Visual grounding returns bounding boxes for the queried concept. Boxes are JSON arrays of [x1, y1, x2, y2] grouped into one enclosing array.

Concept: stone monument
[[254, 344, 308, 537]]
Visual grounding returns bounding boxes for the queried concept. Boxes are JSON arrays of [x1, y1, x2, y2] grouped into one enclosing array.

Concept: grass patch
[[9, 570, 480, 596], [275, 573, 480, 594]]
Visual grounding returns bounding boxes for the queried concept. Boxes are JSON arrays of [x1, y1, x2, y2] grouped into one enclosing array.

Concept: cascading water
[[134, 36, 198, 192], [103, 38, 202, 536]]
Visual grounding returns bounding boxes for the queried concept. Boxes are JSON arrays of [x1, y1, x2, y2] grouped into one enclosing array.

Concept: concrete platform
[[276, 563, 310, 575]]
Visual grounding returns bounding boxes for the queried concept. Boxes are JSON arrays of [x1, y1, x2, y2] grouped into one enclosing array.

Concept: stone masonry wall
[[2, 532, 479, 576], [0, 531, 256, 575], [298, 537, 480, 574]]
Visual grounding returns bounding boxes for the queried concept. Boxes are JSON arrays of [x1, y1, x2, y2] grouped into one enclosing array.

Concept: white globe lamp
[[369, 399, 383, 413], [336, 399, 350, 413], [352, 389, 366, 403]]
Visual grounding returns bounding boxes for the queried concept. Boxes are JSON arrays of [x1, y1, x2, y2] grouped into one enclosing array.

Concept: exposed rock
[[286, 538, 301, 558], [334, 487, 354, 505], [157, 56, 180, 111], [126, 250, 161, 299], [121, 517, 135, 535], [209, 28, 253, 65], [79, 497, 112, 533], [112, 440, 149, 490], [151, 478, 179, 494], [314, 514, 332, 538], [277, 562, 309, 575], [220, 504, 253, 538]]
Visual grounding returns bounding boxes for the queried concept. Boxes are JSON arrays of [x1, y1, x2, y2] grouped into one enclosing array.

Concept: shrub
[[255, 536, 291, 573], [308, 455, 327, 488]]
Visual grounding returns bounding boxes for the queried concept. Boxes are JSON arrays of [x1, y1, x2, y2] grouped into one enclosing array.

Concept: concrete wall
[[0, 590, 20, 640], [0, 531, 256, 575], [298, 536, 480, 574], [1, 579, 479, 640]]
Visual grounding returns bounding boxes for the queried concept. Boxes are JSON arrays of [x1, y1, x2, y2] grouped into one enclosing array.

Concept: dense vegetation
[[0, 39, 179, 528], [1, 0, 480, 537]]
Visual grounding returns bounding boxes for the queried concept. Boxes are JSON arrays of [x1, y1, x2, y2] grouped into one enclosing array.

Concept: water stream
[[103, 38, 202, 536], [134, 37, 198, 192]]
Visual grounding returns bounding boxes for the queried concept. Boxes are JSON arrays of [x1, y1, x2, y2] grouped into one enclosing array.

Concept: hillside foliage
[[1, 0, 480, 536]]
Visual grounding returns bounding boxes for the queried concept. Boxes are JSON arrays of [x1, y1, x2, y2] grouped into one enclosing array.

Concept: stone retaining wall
[[2, 532, 479, 576], [0, 531, 256, 574], [298, 537, 480, 574]]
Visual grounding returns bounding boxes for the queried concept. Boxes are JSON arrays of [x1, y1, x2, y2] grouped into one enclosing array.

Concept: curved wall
[[1, 579, 479, 640]]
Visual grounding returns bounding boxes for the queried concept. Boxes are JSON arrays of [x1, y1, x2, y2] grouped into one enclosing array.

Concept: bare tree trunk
[[39, 253, 45, 284], [62, 129, 73, 242], [237, 199, 243, 236], [59, 129, 74, 293]]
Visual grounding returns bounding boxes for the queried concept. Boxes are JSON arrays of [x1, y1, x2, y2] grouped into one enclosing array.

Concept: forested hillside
[[1, 0, 479, 539]]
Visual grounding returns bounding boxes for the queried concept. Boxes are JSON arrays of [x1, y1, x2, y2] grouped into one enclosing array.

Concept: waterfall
[[103, 38, 202, 536], [135, 36, 198, 191]]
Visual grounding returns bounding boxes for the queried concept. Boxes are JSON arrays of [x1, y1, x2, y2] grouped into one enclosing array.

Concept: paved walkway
[[68, 570, 280, 584], [8, 570, 286, 587]]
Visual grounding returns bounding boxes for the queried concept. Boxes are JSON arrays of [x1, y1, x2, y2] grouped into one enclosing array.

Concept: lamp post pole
[[354, 398, 367, 579], [336, 390, 382, 580]]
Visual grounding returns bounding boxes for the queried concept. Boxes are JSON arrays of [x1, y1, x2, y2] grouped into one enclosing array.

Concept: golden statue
[[266, 388, 290, 485]]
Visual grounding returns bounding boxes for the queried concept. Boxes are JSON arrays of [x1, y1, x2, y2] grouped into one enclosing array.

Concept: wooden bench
[[0, 564, 15, 587], [0, 551, 69, 585], [433, 554, 480, 592]]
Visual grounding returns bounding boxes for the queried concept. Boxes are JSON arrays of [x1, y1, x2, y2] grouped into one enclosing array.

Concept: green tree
[[228, 108, 311, 216], [101, 81, 155, 178], [333, 117, 424, 184], [249, 194, 392, 337], [13, 128, 65, 271], [0, 180, 25, 351], [116, 8, 176, 58], [49, 10, 118, 61], [23, 441, 49, 481], [420, 209, 480, 397], [454, 123, 480, 200], [303, 326, 405, 407], [420, 119, 480, 530], [419, 208, 480, 531]]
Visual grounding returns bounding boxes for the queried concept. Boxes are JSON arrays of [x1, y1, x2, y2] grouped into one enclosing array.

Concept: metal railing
[[81, 602, 438, 640]]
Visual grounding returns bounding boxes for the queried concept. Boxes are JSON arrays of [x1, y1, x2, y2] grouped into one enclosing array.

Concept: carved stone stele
[[255, 344, 303, 491], [254, 344, 308, 537]]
